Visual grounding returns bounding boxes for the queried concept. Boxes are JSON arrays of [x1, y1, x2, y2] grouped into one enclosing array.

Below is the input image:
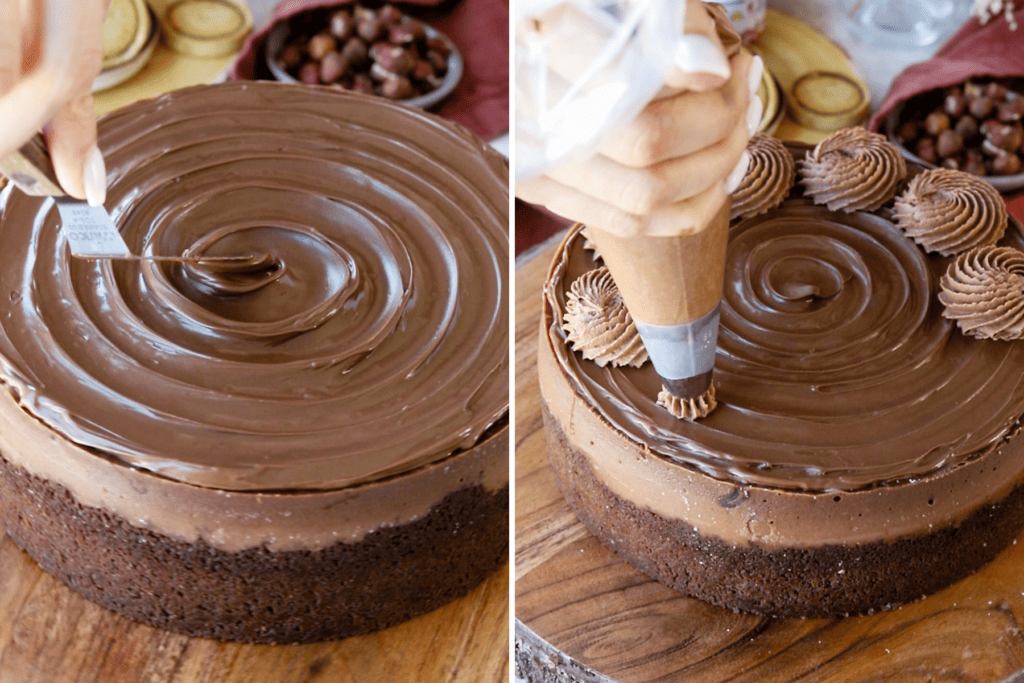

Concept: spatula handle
[[0, 134, 65, 197]]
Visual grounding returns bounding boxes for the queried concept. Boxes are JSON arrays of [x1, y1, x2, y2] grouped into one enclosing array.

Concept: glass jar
[[717, 0, 767, 43]]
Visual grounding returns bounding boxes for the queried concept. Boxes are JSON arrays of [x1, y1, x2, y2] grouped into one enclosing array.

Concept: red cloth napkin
[[230, 0, 508, 142]]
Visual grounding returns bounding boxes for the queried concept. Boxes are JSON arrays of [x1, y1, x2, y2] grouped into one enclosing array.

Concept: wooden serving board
[[0, 533, 509, 682], [514, 236, 1024, 683]]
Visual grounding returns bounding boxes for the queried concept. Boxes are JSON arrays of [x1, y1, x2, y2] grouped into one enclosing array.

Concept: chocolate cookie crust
[[0, 451, 509, 644], [543, 405, 1024, 618]]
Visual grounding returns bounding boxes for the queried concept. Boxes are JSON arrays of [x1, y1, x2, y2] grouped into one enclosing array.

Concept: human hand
[[0, 0, 108, 205], [517, 1, 762, 237]]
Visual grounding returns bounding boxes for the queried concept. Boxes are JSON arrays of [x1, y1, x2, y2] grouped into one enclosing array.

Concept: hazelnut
[[936, 129, 964, 158], [353, 5, 375, 23], [985, 82, 1008, 100], [389, 20, 426, 44], [941, 156, 961, 170], [378, 4, 405, 26], [340, 37, 369, 66], [319, 51, 349, 83], [425, 37, 451, 59], [992, 152, 1022, 175], [998, 98, 1024, 122], [412, 59, 434, 82], [981, 118, 1003, 139], [380, 75, 415, 99], [915, 137, 938, 164], [298, 62, 320, 85], [372, 44, 414, 75], [969, 95, 995, 120], [985, 122, 1023, 152], [924, 111, 950, 135], [330, 10, 356, 41], [964, 81, 985, 99], [307, 32, 337, 61], [954, 115, 979, 141], [279, 44, 302, 69], [357, 15, 385, 42], [943, 91, 967, 117]]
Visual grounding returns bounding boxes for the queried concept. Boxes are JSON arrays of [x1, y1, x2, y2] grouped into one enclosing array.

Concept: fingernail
[[674, 35, 731, 80], [725, 150, 750, 194], [746, 97, 763, 136], [83, 145, 106, 207], [748, 55, 764, 97]]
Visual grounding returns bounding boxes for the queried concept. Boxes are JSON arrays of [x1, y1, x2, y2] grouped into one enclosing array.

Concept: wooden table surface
[[0, 534, 508, 683], [514, 235, 1024, 683]]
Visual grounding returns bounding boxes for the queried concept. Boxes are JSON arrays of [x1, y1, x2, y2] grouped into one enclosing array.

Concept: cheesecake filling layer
[[0, 82, 509, 493], [541, 211, 1024, 548]]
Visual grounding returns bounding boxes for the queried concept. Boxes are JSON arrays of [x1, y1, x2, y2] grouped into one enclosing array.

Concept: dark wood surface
[[0, 529, 508, 682], [515, 235, 1024, 683]]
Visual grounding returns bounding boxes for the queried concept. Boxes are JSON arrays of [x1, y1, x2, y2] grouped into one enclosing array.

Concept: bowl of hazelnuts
[[886, 79, 1024, 193], [264, 4, 463, 109]]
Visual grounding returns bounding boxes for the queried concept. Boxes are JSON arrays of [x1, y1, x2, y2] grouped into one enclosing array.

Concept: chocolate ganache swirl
[[546, 147, 1024, 492], [0, 82, 508, 491]]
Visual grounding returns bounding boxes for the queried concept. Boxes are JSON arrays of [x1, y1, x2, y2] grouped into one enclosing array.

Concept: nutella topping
[[730, 133, 795, 221], [545, 194, 1024, 492], [562, 267, 648, 367], [893, 168, 1008, 256], [940, 245, 1024, 340], [0, 82, 509, 492], [799, 128, 906, 213]]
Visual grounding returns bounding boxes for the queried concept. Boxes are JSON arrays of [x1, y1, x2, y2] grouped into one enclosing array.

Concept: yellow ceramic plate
[[94, 6, 159, 92]]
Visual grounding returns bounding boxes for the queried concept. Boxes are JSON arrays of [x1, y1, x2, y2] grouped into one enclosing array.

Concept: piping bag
[[516, 0, 735, 418]]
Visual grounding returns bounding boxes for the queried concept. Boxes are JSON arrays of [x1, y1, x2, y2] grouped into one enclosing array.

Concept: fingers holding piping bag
[[520, 47, 761, 236], [542, 84, 751, 216], [517, 174, 730, 238]]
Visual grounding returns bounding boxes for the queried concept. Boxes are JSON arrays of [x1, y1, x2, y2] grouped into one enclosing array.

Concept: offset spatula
[[0, 133, 133, 258]]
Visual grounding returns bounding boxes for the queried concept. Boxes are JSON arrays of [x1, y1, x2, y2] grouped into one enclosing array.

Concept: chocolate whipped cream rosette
[[541, 131, 1024, 618], [0, 81, 509, 643]]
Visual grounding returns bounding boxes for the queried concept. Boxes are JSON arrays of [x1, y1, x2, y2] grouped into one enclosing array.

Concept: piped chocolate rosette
[[893, 168, 1008, 256], [562, 267, 648, 367], [940, 246, 1024, 340], [730, 133, 795, 220], [0, 81, 508, 492], [799, 127, 907, 212]]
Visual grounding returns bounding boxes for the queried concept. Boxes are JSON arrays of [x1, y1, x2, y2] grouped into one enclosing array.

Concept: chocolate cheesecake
[[0, 81, 509, 643], [539, 142, 1024, 617]]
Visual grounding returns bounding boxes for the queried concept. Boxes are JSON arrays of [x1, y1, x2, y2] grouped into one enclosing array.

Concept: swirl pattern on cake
[[562, 267, 647, 367], [940, 245, 1024, 340], [799, 128, 906, 213], [546, 198, 1024, 491], [730, 133, 795, 220], [0, 82, 508, 492], [893, 168, 1009, 256]]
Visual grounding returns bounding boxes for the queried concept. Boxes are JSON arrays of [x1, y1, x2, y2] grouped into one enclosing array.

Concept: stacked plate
[[94, 0, 159, 92]]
